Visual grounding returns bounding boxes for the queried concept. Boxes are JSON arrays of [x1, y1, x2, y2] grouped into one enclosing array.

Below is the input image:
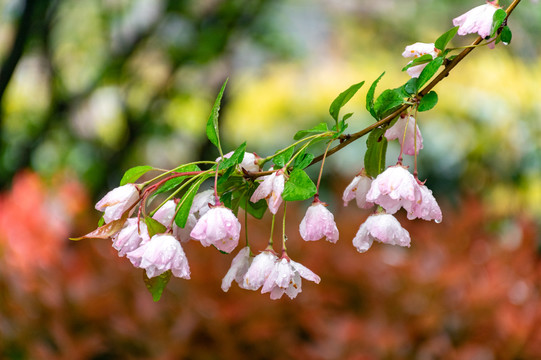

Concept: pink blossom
[[190, 206, 241, 253], [242, 250, 278, 290], [453, 2, 500, 39], [126, 234, 190, 279], [402, 42, 438, 78], [343, 172, 373, 209], [112, 218, 150, 257], [366, 165, 422, 214], [299, 201, 339, 243], [153, 200, 177, 228], [385, 115, 424, 156], [353, 213, 411, 253], [221, 246, 253, 292], [250, 170, 285, 214], [261, 257, 321, 300], [95, 183, 139, 223], [407, 184, 443, 222], [190, 189, 215, 217], [216, 151, 260, 173]]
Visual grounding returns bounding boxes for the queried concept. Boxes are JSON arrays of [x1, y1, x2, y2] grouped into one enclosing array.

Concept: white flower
[[343, 172, 373, 209], [299, 201, 339, 243], [250, 170, 285, 214], [385, 115, 424, 156], [261, 257, 321, 300], [221, 246, 253, 292], [407, 184, 443, 223], [126, 234, 190, 279], [402, 42, 439, 78], [242, 250, 279, 290], [453, 2, 501, 39], [190, 206, 241, 253], [353, 213, 411, 253], [216, 151, 260, 173], [95, 184, 139, 223], [190, 189, 216, 217], [112, 218, 150, 256]]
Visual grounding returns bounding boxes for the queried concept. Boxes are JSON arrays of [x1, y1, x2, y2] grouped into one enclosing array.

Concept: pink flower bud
[[250, 170, 285, 214], [190, 206, 241, 253], [343, 173, 373, 208], [216, 151, 260, 173], [299, 202, 339, 243], [221, 246, 253, 292], [453, 3, 500, 39], [95, 184, 139, 223], [353, 213, 411, 253], [385, 115, 423, 156], [402, 42, 438, 78], [112, 218, 150, 257]]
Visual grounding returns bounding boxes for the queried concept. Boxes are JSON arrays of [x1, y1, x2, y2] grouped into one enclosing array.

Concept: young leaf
[[293, 122, 328, 141], [491, 9, 507, 38], [144, 270, 171, 302], [364, 127, 388, 178], [152, 164, 201, 197], [435, 26, 459, 51], [417, 57, 444, 89], [241, 197, 267, 219], [401, 54, 433, 71], [418, 91, 438, 112], [206, 78, 228, 154], [273, 147, 295, 168], [366, 72, 385, 118], [404, 77, 418, 95], [175, 179, 205, 228], [293, 150, 314, 170], [501, 25, 512, 45], [329, 81, 365, 122], [218, 142, 247, 171], [374, 89, 405, 119], [145, 216, 166, 237], [120, 165, 154, 186], [282, 169, 317, 202]]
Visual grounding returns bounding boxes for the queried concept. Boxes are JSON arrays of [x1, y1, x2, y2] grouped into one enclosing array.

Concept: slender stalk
[[282, 202, 287, 252], [315, 139, 334, 195]]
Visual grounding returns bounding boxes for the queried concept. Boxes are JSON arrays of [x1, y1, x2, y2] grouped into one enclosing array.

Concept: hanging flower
[[190, 206, 241, 253], [343, 171, 374, 209], [353, 213, 411, 253], [126, 234, 190, 279], [112, 218, 150, 257], [385, 115, 424, 156], [453, 2, 501, 39], [250, 170, 285, 214], [408, 184, 443, 223], [402, 42, 439, 78], [242, 250, 279, 291], [216, 151, 261, 173], [221, 246, 253, 292], [299, 200, 339, 243], [260, 256, 321, 300], [95, 183, 139, 223]]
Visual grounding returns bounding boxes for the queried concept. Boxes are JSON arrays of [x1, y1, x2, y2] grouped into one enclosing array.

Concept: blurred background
[[0, 0, 540, 358]]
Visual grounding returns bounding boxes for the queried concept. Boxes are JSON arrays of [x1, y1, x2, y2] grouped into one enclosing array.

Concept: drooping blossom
[[221, 246, 253, 292], [453, 2, 501, 39], [343, 171, 374, 209], [408, 184, 443, 222], [242, 250, 279, 291], [112, 218, 150, 257], [402, 42, 439, 78], [353, 213, 411, 253], [216, 151, 261, 173], [385, 115, 424, 156], [190, 206, 241, 253], [126, 234, 190, 279], [299, 200, 339, 243], [95, 183, 139, 223], [250, 169, 285, 214], [366, 165, 422, 214], [190, 189, 216, 217], [260, 256, 321, 300]]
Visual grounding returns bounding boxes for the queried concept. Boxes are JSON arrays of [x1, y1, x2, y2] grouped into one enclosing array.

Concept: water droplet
[[435, 219, 442, 224]]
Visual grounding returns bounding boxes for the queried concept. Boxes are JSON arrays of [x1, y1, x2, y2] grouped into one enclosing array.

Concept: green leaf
[[401, 54, 433, 71], [366, 72, 385, 118], [206, 79, 228, 154], [175, 179, 205, 228], [293, 122, 329, 141], [242, 198, 267, 219], [404, 78, 418, 95], [364, 127, 388, 178], [145, 216, 166, 237], [374, 89, 405, 119], [218, 142, 246, 171], [273, 147, 295, 168], [491, 9, 507, 38], [152, 164, 201, 197], [501, 25, 512, 45], [435, 26, 459, 51], [120, 165, 154, 186], [417, 56, 444, 89], [418, 91, 438, 112], [216, 166, 236, 187], [97, 215, 105, 227], [282, 169, 317, 201], [293, 150, 314, 170], [144, 270, 171, 302], [329, 81, 365, 123]]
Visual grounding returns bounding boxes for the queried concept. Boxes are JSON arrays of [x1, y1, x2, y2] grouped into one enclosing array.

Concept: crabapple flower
[[299, 201, 339, 243], [221, 246, 253, 292], [366, 165, 422, 214], [112, 218, 150, 257], [402, 42, 438, 78], [353, 213, 411, 253], [385, 115, 424, 156], [250, 170, 285, 214], [453, 2, 500, 39], [95, 183, 139, 223], [261, 257, 321, 300], [408, 184, 443, 222], [190, 206, 241, 253], [343, 171, 373, 209], [126, 234, 190, 279], [190, 189, 216, 218], [242, 250, 279, 290], [216, 151, 260, 173]]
